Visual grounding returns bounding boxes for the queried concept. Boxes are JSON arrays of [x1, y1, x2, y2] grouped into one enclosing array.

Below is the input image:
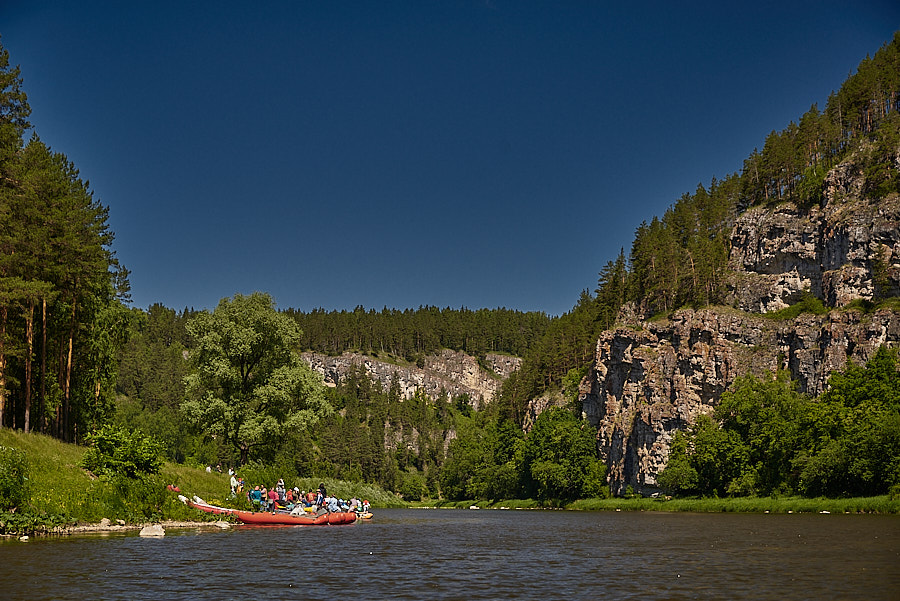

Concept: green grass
[[0, 429, 235, 528], [840, 297, 900, 314], [570, 495, 900, 513]]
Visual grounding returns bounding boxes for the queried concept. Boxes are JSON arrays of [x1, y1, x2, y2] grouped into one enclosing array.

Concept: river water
[[1, 509, 897, 600]]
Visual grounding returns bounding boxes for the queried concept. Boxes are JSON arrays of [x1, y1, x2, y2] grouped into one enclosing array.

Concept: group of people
[[240, 478, 370, 515]]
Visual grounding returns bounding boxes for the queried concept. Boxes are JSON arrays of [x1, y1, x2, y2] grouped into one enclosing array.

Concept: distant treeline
[[284, 305, 552, 360]]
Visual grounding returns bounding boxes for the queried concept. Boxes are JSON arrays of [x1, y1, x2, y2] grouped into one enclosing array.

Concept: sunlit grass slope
[[0, 430, 404, 528]]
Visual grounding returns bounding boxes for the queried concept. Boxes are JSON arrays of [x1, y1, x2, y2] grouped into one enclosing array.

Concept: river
[[1, 509, 897, 600]]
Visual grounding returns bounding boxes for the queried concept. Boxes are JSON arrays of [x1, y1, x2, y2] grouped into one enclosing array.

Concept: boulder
[[139, 524, 165, 537]]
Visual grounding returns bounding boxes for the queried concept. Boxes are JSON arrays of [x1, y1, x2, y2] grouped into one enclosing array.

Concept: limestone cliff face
[[580, 308, 900, 495], [727, 154, 900, 312], [582, 148, 900, 495], [301, 349, 520, 407]]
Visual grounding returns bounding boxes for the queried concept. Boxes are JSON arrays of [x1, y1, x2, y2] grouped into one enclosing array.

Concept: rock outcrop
[[580, 142, 900, 496], [580, 306, 900, 496], [301, 350, 520, 408], [727, 160, 900, 312]]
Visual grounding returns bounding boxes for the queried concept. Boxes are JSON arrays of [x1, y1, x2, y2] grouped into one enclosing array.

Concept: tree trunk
[[39, 297, 47, 433], [24, 300, 33, 433], [64, 297, 76, 442], [55, 340, 65, 438], [0, 306, 6, 429]]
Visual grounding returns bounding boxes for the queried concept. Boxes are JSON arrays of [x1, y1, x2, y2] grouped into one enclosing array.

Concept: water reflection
[[1, 509, 897, 600]]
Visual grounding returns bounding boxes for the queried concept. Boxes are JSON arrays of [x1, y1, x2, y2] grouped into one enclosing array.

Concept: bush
[[889, 483, 900, 500], [80, 425, 163, 478], [766, 292, 828, 320], [399, 470, 427, 501], [0, 445, 28, 511]]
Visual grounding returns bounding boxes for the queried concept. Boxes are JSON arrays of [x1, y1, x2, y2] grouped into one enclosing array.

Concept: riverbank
[[0, 429, 403, 537], [0, 518, 234, 540]]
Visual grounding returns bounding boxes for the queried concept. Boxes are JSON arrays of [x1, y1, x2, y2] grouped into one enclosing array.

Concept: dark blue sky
[[4, 2, 899, 315]]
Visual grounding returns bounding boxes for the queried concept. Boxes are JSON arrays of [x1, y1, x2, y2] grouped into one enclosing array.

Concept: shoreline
[[3, 519, 233, 539]]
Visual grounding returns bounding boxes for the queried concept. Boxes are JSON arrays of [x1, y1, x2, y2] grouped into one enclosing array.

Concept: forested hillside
[[492, 32, 900, 425]]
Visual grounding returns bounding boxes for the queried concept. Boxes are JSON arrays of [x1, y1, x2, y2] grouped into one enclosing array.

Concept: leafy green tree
[[796, 347, 900, 496], [687, 414, 750, 496], [657, 431, 699, 494], [715, 370, 808, 495], [182, 293, 331, 465], [440, 421, 484, 500], [399, 469, 427, 501], [521, 407, 605, 501]]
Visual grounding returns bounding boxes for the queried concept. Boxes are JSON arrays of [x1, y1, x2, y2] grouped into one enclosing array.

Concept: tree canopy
[[182, 293, 331, 465]]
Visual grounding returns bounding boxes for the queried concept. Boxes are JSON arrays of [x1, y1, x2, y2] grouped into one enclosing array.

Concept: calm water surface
[[1, 509, 897, 600]]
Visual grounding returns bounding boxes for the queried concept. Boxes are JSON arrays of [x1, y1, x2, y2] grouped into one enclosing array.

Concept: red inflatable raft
[[231, 508, 357, 526], [185, 497, 356, 526]]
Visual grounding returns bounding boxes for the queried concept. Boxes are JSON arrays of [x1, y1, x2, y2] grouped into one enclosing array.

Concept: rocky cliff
[[728, 150, 900, 312], [301, 349, 520, 408], [580, 147, 900, 495], [580, 307, 900, 495]]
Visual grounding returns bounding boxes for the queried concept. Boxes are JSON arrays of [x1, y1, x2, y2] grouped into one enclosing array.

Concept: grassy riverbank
[[416, 495, 900, 514], [0, 430, 403, 536]]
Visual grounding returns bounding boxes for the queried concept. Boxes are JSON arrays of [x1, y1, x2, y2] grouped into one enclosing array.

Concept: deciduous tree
[[182, 293, 331, 465]]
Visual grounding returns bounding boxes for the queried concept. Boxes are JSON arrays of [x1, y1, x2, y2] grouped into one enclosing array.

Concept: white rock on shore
[[139, 524, 165, 537]]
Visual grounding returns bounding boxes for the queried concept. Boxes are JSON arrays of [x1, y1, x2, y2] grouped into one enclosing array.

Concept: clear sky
[[3, 2, 899, 315]]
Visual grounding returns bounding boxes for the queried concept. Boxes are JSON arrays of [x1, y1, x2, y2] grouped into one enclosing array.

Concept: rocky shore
[[4, 518, 232, 539]]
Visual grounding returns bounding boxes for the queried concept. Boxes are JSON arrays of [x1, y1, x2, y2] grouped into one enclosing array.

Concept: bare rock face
[[727, 195, 900, 311], [580, 308, 900, 495], [727, 149, 900, 312], [587, 149, 900, 495], [301, 350, 520, 408]]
